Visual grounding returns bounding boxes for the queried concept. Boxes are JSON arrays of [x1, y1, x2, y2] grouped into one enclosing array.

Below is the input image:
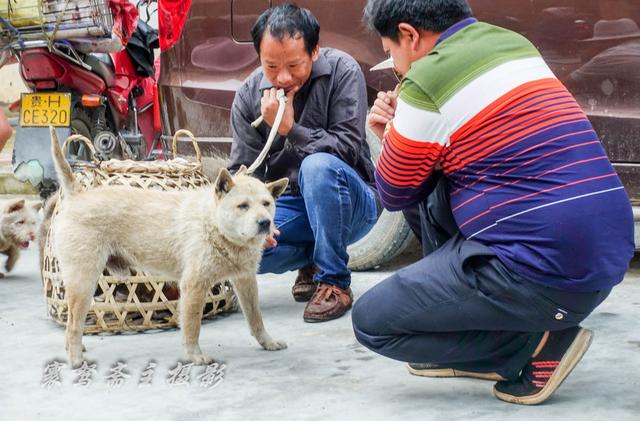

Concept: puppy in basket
[[49, 127, 289, 368]]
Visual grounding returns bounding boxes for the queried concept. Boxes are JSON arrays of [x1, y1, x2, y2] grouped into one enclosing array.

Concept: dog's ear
[[31, 201, 44, 212], [215, 168, 235, 198], [266, 178, 289, 199], [6, 199, 26, 213], [235, 165, 248, 176]]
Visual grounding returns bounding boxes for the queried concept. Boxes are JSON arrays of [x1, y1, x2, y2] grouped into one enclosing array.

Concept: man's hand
[[260, 88, 280, 129], [260, 87, 299, 137], [279, 88, 298, 137], [264, 227, 280, 250], [368, 84, 400, 140]]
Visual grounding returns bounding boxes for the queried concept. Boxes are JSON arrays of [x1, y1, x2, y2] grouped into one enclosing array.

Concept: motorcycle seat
[[85, 54, 116, 87]]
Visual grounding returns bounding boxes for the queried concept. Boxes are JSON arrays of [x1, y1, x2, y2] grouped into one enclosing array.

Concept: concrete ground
[[0, 246, 639, 421]]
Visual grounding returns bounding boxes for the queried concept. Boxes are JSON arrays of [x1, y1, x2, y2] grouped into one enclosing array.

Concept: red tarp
[[109, 0, 139, 47], [158, 0, 193, 51]]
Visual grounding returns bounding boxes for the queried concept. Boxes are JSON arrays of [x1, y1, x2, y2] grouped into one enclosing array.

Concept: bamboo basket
[[41, 130, 238, 334]]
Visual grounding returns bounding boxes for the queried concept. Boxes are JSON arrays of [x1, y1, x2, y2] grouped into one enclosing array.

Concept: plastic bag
[[0, 0, 45, 27], [109, 0, 138, 47], [69, 32, 124, 53]]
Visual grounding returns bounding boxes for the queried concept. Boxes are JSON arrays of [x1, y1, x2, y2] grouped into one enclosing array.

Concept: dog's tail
[[49, 126, 79, 195]]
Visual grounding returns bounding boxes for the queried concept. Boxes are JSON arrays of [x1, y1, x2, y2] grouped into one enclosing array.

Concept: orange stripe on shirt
[[377, 154, 439, 186], [449, 128, 595, 197], [451, 101, 583, 160], [377, 162, 434, 188], [386, 126, 446, 154], [452, 85, 571, 148], [451, 78, 564, 141], [378, 125, 445, 187], [382, 142, 442, 167], [443, 107, 584, 173], [445, 111, 585, 173]]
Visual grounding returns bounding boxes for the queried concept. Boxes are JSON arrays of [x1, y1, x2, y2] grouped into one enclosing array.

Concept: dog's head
[[1, 199, 42, 249], [213, 167, 288, 244]]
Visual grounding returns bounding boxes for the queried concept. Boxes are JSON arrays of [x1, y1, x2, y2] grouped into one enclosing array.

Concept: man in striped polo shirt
[[352, 0, 634, 405]]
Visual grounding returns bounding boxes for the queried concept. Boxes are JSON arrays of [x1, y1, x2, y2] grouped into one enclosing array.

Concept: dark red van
[[159, 0, 640, 268]]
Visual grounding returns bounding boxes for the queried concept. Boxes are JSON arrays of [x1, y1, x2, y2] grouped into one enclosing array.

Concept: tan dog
[[0, 198, 42, 278], [49, 128, 289, 368]]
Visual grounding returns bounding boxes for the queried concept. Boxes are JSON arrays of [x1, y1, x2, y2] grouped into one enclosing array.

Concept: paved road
[[0, 247, 638, 421]]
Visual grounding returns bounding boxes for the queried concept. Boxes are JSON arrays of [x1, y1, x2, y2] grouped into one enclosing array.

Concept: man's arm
[[375, 80, 449, 211], [229, 88, 266, 178], [286, 62, 368, 167]]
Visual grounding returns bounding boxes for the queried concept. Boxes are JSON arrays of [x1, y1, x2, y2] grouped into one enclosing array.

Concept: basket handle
[[172, 129, 202, 163], [62, 134, 100, 165]]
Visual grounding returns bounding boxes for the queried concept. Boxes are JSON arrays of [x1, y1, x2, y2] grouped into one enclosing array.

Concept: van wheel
[[347, 126, 418, 271]]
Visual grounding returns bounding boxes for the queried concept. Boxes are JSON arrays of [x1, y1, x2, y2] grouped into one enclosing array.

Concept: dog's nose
[[29, 233, 36, 241], [257, 219, 271, 234]]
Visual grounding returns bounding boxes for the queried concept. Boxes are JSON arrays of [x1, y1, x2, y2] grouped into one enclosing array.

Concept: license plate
[[20, 93, 71, 127]]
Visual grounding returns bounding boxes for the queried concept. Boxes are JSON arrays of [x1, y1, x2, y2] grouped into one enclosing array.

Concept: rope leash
[[246, 89, 287, 175]]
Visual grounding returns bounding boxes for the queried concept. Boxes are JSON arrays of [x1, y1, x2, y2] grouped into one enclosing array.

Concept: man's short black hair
[[364, 0, 472, 41], [251, 3, 320, 56]]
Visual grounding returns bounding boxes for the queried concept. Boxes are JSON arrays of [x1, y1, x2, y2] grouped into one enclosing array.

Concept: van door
[[160, 0, 271, 146], [232, 0, 272, 42], [470, 0, 640, 202]]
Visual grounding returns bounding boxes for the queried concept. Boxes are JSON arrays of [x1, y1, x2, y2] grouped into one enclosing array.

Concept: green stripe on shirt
[[403, 22, 541, 109]]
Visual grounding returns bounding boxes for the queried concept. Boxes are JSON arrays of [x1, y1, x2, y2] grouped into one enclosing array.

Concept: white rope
[[247, 89, 287, 174]]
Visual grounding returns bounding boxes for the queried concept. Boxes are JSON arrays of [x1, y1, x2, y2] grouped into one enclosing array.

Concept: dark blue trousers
[[352, 175, 610, 380]]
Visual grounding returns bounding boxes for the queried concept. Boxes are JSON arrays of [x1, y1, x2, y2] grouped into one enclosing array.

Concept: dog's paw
[[261, 339, 288, 351], [256, 332, 287, 351], [69, 356, 84, 369], [188, 352, 215, 365]]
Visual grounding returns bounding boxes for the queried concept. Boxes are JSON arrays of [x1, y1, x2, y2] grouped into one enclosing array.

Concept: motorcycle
[[0, 0, 162, 197]]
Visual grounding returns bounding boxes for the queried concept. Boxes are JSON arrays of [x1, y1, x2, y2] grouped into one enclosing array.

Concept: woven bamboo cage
[[41, 130, 238, 334]]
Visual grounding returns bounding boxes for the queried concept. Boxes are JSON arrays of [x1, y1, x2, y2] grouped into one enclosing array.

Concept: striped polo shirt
[[376, 19, 634, 292]]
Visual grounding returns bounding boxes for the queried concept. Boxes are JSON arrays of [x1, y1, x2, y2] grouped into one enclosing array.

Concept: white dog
[[0, 198, 41, 278], [49, 128, 289, 367]]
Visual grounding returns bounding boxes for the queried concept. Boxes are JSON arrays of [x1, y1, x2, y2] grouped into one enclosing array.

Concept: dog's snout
[[257, 219, 271, 233]]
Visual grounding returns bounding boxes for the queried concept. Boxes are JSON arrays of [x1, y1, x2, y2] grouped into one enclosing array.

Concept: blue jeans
[[258, 153, 378, 289]]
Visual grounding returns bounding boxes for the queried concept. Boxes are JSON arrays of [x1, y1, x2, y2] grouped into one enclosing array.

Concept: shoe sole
[[303, 304, 352, 323], [493, 328, 594, 405], [407, 364, 505, 381], [292, 287, 316, 303], [303, 317, 327, 323]]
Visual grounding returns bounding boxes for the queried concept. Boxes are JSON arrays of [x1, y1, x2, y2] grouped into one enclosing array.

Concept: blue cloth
[[436, 17, 478, 45], [258, 153, 379, 289]]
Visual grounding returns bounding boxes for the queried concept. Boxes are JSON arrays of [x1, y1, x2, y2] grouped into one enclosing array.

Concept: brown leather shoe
[[303, 283, 353, 323], [291, 265, 318, 302]]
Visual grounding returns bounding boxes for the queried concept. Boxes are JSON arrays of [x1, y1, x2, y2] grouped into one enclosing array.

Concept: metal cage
[[0, 0, 113, 46]]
